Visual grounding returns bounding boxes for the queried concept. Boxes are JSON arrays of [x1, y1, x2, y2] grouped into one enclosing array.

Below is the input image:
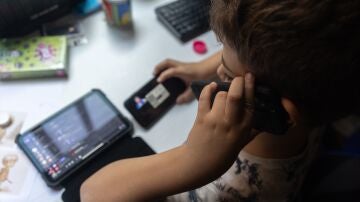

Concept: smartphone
[[191, 81, 290, 135], [124, 77, 186, 129]]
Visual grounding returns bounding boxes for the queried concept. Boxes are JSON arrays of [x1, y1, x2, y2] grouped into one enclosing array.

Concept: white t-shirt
[[166, 128, 323, 202]]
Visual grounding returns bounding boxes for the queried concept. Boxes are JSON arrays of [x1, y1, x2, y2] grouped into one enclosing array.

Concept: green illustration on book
[[0, 36, 68, 80]]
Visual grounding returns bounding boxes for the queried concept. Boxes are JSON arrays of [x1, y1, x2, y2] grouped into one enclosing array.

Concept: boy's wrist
[[193, 64, 220, 80], [192, 62, 216, 80], [197, 51, 223, 80], [175, 144, 225, 188]]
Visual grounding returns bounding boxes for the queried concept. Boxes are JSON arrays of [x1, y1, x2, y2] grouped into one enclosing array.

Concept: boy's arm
[[154, 51, 222, 104], [155, 51, 223, 82], [80, 146, 209, 202], [81, 76, 256, 201]]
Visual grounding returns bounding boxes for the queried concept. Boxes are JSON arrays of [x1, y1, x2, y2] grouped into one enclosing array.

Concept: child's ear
[[281, 98, 301, 127]]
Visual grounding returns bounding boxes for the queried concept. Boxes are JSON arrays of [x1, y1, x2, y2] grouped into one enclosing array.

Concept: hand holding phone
[[182, 79, 257, 179], [191, 80, 290, 135]]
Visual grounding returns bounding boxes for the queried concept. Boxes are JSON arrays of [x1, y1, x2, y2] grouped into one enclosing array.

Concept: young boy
[[80, 0, 360, 201]]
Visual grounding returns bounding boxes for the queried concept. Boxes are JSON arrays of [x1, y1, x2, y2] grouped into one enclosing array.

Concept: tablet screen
[[17, 90, 130, 183]]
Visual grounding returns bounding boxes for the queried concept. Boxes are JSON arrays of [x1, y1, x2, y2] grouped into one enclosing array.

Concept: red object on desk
[[193, 40, 207, 54]]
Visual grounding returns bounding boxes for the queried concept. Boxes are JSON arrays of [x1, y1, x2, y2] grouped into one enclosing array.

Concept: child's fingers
[[153, 59, 178, 76], [225, 77, 245, 123], [176, 89, 195, 104], [212, 91, 227, 116], [198, 82, 217, 117], [242, 73, 255, 126], [157, 68, 178, 82]]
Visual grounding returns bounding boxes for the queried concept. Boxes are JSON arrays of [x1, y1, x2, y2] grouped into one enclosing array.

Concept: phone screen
[[124, 77, 186, 129]]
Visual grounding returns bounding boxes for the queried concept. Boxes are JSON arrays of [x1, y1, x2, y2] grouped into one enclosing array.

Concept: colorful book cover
[[0, 36, 68, 80]]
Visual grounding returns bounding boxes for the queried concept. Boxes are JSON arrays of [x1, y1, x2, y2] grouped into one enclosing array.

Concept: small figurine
[[0, 154, 18, 191]]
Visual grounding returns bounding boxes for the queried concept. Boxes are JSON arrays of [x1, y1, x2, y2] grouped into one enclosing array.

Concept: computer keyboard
[[155, 0, 211, 43]]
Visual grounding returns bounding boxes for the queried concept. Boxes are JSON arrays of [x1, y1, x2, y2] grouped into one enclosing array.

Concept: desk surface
[[0, 0, 221, 201]]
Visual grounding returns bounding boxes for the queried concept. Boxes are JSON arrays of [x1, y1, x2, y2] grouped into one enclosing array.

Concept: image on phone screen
[[124, 77, 186, 129]]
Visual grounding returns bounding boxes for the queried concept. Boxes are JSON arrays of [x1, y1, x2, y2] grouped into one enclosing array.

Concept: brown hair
[[210, 0, 360, 124]]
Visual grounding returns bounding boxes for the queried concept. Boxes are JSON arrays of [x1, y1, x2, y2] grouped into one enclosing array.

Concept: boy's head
[[210, 0, 360, 125]]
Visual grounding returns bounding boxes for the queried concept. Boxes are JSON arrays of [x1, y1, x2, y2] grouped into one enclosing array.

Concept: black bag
[[0, 0, 82, 37]]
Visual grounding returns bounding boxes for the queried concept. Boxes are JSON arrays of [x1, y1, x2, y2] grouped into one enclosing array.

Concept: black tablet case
[[61, 136, 156, 202]]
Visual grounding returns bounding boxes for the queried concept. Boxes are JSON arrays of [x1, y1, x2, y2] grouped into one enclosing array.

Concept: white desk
[[0, 0, 221, 201]]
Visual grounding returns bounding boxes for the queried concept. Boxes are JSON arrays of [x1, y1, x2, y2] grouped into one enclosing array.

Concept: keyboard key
[[155, 0, 211, 42]]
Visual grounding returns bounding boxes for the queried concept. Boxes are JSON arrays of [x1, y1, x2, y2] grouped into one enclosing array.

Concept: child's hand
[[183, 74, 257, 181], [154, 59, 205, 104]]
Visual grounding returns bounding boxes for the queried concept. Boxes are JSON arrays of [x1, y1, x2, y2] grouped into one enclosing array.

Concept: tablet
[[16, 89, 133, 188]]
